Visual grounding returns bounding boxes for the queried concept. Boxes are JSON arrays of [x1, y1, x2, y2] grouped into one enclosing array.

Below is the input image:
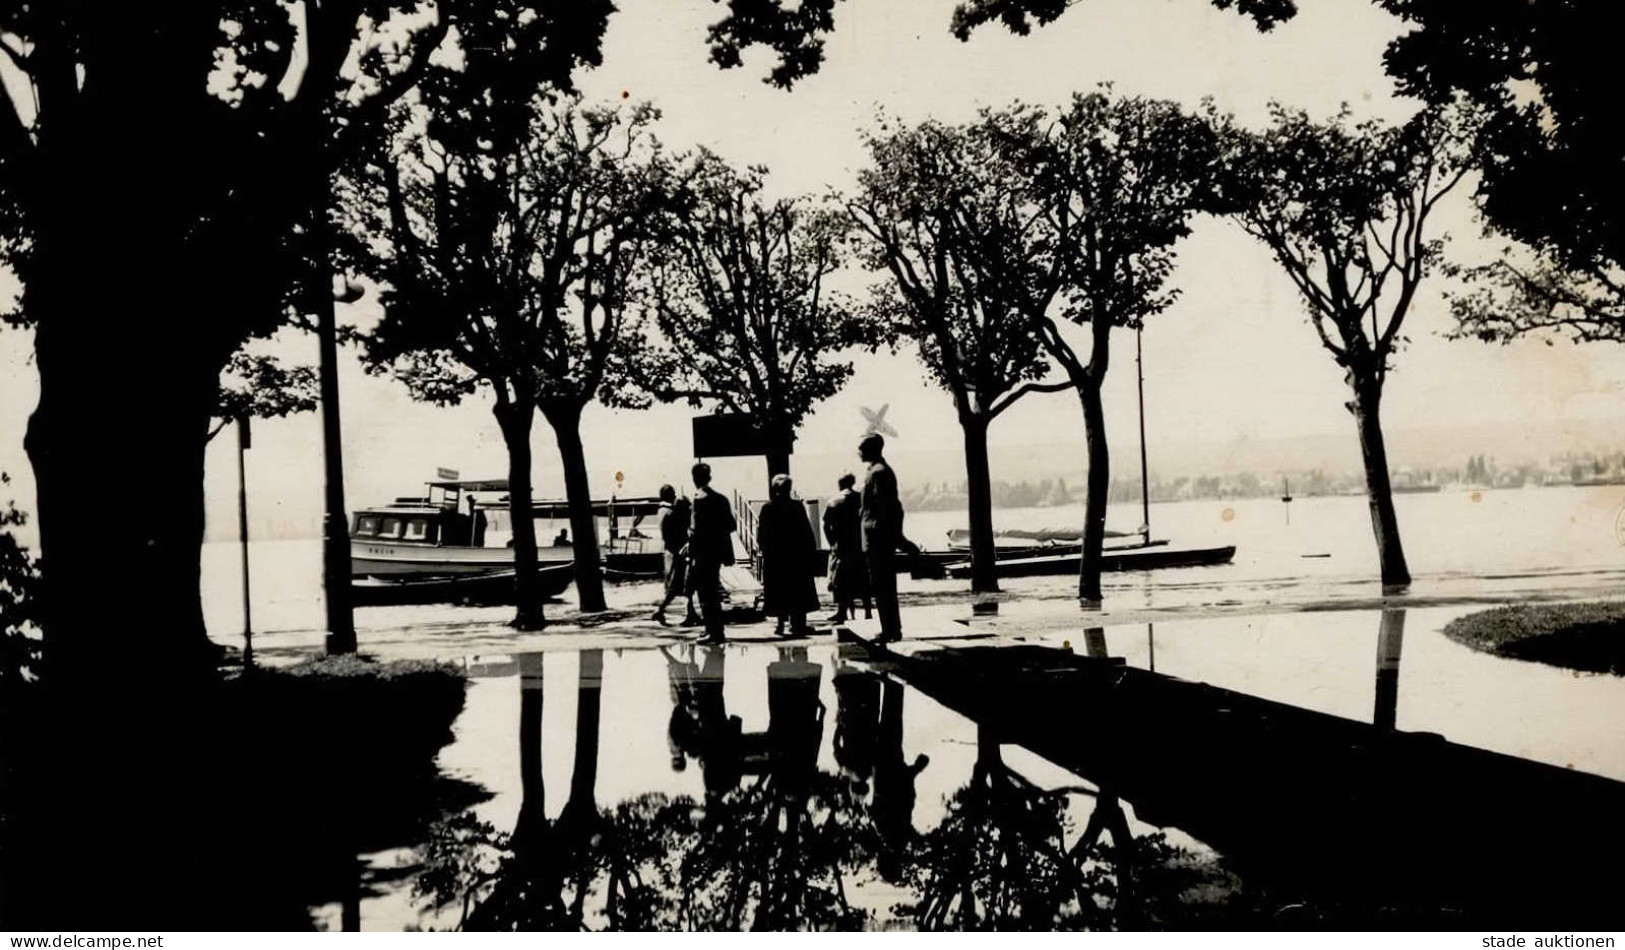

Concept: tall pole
[[319, 276, 357, 655], [1135, 327, 1151, 541], [237, 415, 254, 670]]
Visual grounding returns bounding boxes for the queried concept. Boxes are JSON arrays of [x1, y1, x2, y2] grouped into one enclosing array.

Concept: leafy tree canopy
[[1224, 102, 1477, 380], [948, 0, 1296, 41], [849, 114, 1056, 421], [1377, 2, 1624, 348], [347, 88, 673, 417], [650, 153, 881, 434], [209, 353, 320, 442], [700, 0, 1297, 89]]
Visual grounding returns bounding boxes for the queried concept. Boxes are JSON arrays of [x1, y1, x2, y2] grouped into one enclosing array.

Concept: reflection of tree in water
[[887, 631, 1255, 931], [414, 645, 1240, 930], [414, 651, 632, 930], [896, 727, 1112, 930], [884, 630, 1235, 928], [664, 647, 874, 930], [905, 731, 1247, 930], [415, 647, 877, 930]]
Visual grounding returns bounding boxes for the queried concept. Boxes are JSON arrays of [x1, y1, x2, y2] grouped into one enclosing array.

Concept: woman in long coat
[[756, 474, 820, 637], [821, 473, 871, 623]]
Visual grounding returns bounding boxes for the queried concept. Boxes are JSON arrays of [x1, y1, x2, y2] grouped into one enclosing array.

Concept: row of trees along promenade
[[1, 2, 1620, 697]]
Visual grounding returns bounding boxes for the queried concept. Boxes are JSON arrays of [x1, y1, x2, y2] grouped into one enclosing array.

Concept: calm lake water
[[204, 484, 1625, 636]]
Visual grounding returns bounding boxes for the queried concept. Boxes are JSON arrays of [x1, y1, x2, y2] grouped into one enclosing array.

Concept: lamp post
[[321, 274, 365, 655], [237, 414, 254, 670]]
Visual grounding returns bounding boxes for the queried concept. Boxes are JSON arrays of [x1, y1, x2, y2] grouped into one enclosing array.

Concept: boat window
[[380, 517, 403, 539], [356, 515, 380, 537], [404, 519, 428, 541]]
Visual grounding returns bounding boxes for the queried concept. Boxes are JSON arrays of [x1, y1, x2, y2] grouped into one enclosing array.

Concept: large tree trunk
[[25, 233, 223, 688], [496, 400, 547, 629], [1077, 377, 1111, 606], [766, 451, 791, 482], [960, 413, 1000, 594], [1352, 381, 1412, 588], [14, 8, 316, 692], [544, 404, 608, 613]]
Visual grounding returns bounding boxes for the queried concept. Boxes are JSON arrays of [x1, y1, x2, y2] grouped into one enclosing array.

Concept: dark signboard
[[692, 413, 794, 459]]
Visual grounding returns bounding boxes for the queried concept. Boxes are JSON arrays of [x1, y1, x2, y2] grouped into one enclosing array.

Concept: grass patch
[[1441, 601, 1625, 675]]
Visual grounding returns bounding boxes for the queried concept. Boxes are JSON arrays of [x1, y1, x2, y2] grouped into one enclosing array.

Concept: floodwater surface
[[305, 607, 1625, 930]]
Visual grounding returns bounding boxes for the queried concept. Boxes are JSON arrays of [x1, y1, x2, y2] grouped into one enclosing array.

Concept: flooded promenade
[[271, 600, 1625, 930], [176, 485, 1625, 930]]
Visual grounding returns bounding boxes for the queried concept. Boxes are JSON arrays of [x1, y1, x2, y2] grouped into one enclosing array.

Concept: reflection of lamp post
[[321, 275, 364, 655]]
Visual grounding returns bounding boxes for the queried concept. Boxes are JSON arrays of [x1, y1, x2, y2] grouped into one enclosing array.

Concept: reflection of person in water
[[661, 643, 742, 795], [748, 648, 831, 929], [661, 644, 699, 771], [832, 661, 881, 783], [831, 661, 926, 881], [872, 678, 928, 881], [764, 647, 826, 795]]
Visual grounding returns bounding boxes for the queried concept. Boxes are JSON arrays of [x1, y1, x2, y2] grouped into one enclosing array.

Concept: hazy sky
[[3, 0, 1623, 539]]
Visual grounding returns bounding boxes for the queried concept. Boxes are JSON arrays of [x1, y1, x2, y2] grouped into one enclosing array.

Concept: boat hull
[[351, 540, 664, 578], [351, 564, 575, 607], [946, 544, 1236, 579], [921, 539, 1169, 569], [351, 540, 539, 576]]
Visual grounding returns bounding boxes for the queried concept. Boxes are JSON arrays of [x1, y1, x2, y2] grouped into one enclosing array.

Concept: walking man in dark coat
[[822, 473, 871, 623], [860, 433, 905, 641], [688, 462, 736, 645]]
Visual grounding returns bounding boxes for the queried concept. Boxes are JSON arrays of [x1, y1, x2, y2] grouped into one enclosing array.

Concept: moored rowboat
[[945, 544, 1236, 579]]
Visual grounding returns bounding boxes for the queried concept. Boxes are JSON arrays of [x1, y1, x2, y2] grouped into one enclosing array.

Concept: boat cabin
[[350, 478, 666, 555]]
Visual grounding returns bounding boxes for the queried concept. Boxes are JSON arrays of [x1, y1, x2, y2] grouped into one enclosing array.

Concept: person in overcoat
[[822, 473, 872, 623], [756, 474, 819, 638], [860, 433, 905, 641]]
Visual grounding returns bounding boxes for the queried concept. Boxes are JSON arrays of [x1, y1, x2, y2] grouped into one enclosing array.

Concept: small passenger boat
[[350, 477, 665, 580]]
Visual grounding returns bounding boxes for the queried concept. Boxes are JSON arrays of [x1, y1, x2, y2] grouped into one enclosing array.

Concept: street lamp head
[[331, 274, 365, 304]]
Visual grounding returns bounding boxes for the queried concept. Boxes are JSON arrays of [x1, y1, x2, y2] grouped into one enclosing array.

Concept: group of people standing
[[651, 432, 908, 644]]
